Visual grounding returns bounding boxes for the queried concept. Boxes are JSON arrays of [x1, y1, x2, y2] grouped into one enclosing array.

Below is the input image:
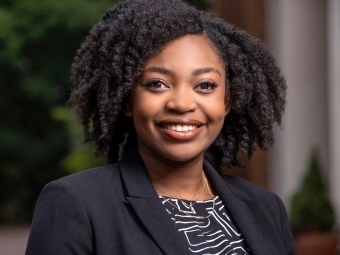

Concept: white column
[[328, 0, 340, 225], [266, 0, 328, 210]]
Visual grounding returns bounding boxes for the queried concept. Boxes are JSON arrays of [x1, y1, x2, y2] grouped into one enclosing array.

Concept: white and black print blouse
[[159, 196, 251, 255]]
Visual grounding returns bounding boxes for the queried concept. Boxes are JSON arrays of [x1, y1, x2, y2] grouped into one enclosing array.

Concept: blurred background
[[0, 0, 339, 254]]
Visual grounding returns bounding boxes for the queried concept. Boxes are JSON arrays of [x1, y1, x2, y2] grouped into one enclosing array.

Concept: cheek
[[213, 113, 226, 129], [131, 96, 159, 132], [206, 106, 227, 137], [210, 112, 226, 141], [205, 96, 228, 121], [132, 93, 152, 117], [132, 107, 150, 128]]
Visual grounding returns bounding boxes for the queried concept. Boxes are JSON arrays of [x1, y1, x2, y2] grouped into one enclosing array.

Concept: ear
[[121, 94, 133, 117], [224, 91, 232, 116]]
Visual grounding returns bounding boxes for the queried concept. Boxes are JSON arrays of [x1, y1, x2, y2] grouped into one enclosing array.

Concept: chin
[[160, 150, 203, 163]]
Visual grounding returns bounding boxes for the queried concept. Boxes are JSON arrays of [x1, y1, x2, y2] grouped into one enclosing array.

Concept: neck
[[138, 147, 214, 200]]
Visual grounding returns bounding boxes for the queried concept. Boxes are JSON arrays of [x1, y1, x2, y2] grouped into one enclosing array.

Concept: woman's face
[[123, 34, 230, 164]]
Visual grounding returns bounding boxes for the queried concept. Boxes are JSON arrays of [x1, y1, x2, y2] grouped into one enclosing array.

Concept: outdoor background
[[1, 0, 340, 254]]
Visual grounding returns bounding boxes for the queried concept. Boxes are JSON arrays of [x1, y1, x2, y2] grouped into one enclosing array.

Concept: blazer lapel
[[119, 150, 191, 255], [203, 160, 274, 255]]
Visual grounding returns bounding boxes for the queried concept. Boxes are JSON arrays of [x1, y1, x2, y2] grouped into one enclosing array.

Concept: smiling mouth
[[162, 124, 199, 132]]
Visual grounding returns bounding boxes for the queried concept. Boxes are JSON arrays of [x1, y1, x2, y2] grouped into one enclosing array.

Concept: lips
[[157, 119, 204, 140]]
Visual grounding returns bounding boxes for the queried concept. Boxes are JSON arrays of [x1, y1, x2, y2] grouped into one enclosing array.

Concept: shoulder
[[40, 163, 124, 209], [31, 162, 129, 236], [219, 174, 283, 211], [219, 174, 292, 238], [204, 158, 282, 210], [216, 176, 296, 254], [45, 163, 122, 194], [220, 174, 271, 195], [218, 175, 297, 254], [26, 165, 122, 254], [59, 163, 119, 186]]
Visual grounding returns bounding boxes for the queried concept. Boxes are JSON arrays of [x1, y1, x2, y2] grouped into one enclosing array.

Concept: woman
[[26, 0, 296, 254]]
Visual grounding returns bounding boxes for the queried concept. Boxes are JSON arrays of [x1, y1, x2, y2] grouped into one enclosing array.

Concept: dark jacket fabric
[[26, 150, 297, 255]]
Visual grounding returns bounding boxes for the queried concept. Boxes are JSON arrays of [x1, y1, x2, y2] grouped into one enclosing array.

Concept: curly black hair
[[70, 0, 286, 171]]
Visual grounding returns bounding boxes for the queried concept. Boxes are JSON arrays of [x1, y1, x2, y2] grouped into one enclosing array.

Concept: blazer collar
[[119, 149, 191, 255], [119, 149, 273, 255]]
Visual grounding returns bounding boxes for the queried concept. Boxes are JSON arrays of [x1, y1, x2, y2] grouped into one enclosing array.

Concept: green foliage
[[51, 107, 105, 173], [0, 0, 114, 223], [290, 150, 335, 233]]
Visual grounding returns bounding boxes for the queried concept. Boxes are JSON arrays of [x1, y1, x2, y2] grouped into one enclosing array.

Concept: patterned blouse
[[159, 196, 251, 255]]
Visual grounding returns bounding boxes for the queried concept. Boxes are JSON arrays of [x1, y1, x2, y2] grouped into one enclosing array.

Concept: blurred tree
[[0, 0, 114, 223], [290, 150, 335, 233], [0, 0, 210, 223]]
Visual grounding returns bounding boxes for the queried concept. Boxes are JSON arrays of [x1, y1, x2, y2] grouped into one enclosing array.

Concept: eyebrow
[[144, 67, 173, 75], [144, 67, 221, 77], [193, 67, 221, 77]]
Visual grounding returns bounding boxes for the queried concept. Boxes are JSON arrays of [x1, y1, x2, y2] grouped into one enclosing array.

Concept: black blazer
[[26, 150, 296, 255]]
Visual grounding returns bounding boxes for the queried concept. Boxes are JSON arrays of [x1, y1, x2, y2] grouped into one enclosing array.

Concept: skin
[[123, 35, 231, 200]]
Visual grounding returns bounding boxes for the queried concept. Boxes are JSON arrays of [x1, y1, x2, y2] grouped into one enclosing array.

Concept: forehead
[[144, 35, 225, 73]]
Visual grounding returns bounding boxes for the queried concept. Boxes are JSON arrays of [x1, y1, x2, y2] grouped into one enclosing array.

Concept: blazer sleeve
[[25, 179, 93, 255], [275, 194, 297, 255]]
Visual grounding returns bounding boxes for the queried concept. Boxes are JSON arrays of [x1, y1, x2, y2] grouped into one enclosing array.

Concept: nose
[[165, 85, 197, 113]]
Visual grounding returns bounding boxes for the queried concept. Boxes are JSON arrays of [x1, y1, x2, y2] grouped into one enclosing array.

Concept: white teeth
[[164, 125, 198, 132]]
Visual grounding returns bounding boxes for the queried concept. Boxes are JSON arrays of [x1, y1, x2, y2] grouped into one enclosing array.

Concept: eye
[[142, 79, 169, 91], [195, 81, 217, 93]]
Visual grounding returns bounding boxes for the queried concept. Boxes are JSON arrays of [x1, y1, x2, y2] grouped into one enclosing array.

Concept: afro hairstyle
[[70, 0, 287, 171]]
